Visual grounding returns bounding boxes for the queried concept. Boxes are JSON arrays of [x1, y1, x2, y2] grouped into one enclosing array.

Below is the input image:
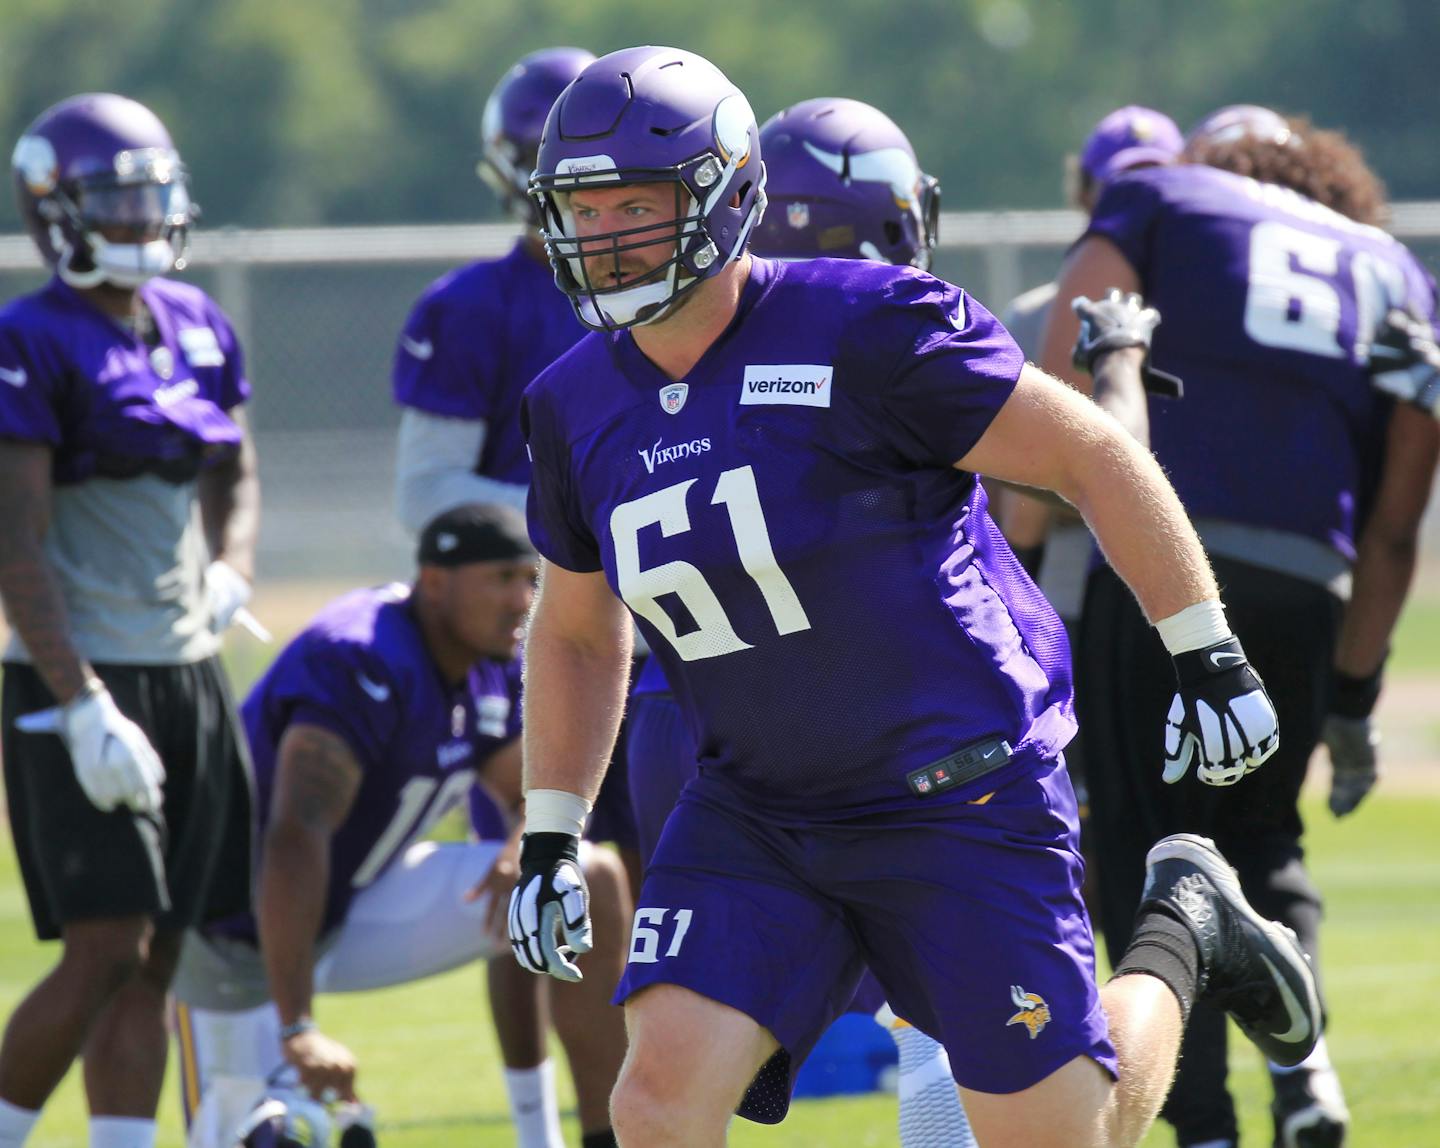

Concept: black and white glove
[[508, 832, 592, 982], [1322, 667, 1383, 818], [1071, 289, 1184, 398], [15, 680, 165, 814], [1368, 308, 1440, 414], [1163, 637, 1279, 786]]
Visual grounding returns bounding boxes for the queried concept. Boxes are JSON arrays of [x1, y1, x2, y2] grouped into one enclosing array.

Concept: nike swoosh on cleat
[[1259, 953, 1312, 1043]]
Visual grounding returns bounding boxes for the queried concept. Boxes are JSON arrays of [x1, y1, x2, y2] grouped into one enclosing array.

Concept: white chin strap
[[58, 233, 176, 289], [577, 274, 691, 329]]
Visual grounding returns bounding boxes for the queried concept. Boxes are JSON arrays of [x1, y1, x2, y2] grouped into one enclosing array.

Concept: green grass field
[[2, 791, 1437, 1148]]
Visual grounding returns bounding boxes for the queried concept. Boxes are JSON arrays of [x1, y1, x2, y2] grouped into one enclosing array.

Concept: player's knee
[[59, 917, 153, 997], [611, 1056, 717, 1143]]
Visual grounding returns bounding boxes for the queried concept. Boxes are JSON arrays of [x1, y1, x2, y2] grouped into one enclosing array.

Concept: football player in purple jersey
[[626, 95, 974, 1148], [0, 94, 259, 1148], [503, 47, 1321, 1148], [1039, 106, 1439, 1148], [170, 506, 628, 1148]]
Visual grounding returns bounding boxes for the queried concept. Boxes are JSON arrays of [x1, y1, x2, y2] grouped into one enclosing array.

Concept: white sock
[[877, 1008, 978, 1148], [0, 1099, 40, 1147], [89, 1116, 156, 1148], [502, 1060, 565, 1148]]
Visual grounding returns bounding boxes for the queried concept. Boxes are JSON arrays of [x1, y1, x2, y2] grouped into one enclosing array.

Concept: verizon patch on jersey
[[740, 364, 833, 408], [906, 736, 1013, 798]]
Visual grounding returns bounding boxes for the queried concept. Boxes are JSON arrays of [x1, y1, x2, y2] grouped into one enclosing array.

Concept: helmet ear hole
[[883, 220, 903, 248], [731, 180, 752, 210]]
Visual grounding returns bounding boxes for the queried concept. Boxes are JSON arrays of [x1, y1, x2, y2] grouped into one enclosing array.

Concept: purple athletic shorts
[[615, 758, 1116, 1122]]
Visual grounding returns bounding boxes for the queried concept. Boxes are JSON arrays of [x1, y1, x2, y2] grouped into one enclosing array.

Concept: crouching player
[[171, 506, 628, 1147]]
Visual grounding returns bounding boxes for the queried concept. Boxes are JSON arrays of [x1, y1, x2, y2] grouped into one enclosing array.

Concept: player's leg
[[549, 845, 630, 1147], [486, 959, 567, 1148], [611, 790, 868, 1144], [173, 1000, 280, 1148], [612, 986, 780, 1148], [0, 664, 181, 1142]]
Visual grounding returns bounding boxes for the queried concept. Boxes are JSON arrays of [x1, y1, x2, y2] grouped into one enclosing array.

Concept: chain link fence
[[3, 207, 1440, 584]]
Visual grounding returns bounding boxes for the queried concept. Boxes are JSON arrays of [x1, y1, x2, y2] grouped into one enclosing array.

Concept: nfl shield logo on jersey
[[787, 202, 810, 230], [660, 382, 689, 415]]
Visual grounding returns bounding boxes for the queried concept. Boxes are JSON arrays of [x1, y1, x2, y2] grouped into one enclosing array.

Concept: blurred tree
[[0, 0, 1433, 228]]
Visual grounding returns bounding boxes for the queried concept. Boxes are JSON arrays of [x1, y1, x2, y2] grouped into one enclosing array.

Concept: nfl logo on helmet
[[660, 383, 689, 415]]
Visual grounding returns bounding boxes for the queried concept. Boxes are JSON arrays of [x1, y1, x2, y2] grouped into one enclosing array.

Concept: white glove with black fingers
[[508, 831, 592, 982], [1071, 289, 1183, 398], [1163, 636, 1279, 786], [15, 680, 165, 814], [204, 558, 252, 634], [1322, 666, 1384, 818], [1368, 308, 1440, 414]]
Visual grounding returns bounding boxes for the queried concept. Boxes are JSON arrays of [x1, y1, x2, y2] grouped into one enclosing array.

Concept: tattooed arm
[[0, 441, 92, 702], [258, 724, 362, 1037]]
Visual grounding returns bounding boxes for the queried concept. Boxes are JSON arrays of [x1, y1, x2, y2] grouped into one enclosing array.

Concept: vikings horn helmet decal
[[478, 47, 596, 225], [11, 93, 195, 289], [529, 46, 768, 331], [753, 97, 940, 270]]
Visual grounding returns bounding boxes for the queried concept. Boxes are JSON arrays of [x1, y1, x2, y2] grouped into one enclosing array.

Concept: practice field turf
[[1, 791, 1436, 1147]]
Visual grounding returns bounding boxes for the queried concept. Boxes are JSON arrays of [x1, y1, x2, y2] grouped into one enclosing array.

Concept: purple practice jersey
[[392, 241, 584, 483], [525, 257, 1072, 817], [233, 584, 522, 939], [1087, 164, 1437, 559], [0, 276, 247, 482]]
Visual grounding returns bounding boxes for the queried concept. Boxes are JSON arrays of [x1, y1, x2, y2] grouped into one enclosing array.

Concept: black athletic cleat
[[1272, 1065, 1348, 1148], [1141, 833, 1322, 1067]]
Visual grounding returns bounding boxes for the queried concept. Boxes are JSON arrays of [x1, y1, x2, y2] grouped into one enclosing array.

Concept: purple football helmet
[[752, 98, 939, 271], [477, 47, 595, 225], [1185, 104, 1296, 153], [11, 92, 195, 289], [529, 46, 767, 330]]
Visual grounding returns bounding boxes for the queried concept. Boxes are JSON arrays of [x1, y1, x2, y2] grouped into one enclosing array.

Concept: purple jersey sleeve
[[392, 278, 495, 421], [0, 320, 63, 445], [269, 636, 402, 773], [1083, 172, 1167, 274], [872, 276, 1026, 468], [521, 381, 604, 572], [206, 295, 250, 411]]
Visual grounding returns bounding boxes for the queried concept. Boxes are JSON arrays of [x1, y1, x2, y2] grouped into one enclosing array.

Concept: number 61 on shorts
[[628, 907, 695, 963]]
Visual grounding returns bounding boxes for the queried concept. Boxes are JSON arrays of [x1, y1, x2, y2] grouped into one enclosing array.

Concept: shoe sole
[[1145, 833, 1322, 1067]]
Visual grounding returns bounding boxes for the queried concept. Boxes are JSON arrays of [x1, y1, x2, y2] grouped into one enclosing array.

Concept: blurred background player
[[389, 50, 639, 1145], [171, 505, 628, 1148], [0, 93, 258, 1148], [998, 106, 1185, 877], [624, 94, 974, 1148], [1038, 104, 1440, 1148]]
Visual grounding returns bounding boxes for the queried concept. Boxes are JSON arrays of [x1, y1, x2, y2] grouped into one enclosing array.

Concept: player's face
[[437, 558, 538, 661], [563, 182, 681, 288]]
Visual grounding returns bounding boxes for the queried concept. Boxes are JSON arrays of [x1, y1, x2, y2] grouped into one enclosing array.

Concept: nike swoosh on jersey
[[402, 335, 434, 361], [1208, 651, 1247, 669], [356, 673, 391, 702], [1259, 953, 1313, 1043], [0, 365, 28, 387]]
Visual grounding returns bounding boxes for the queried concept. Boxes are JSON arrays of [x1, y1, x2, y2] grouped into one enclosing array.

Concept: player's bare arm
[[1039, 235, 1142, 399], [521, 561, 634, 801], [960, 365, 1217, 622], [198, 406, 260, 583], [257, 722, 363, 1102], [0, 440, 92, 702]]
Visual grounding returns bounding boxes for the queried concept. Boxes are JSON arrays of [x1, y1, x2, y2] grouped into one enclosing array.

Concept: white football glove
[[508, 832, 592, 982], [15, 682, 165, 814], [1163, 637, 1279, 786], [204, 559, 252, 634]]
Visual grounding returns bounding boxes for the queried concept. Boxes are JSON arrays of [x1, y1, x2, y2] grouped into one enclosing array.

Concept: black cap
[[417, 503, 537, 568]]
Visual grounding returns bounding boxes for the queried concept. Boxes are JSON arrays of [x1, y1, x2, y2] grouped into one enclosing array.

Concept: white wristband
[[1154, 599, 1231, 656], [524, 788, 593, 837]]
